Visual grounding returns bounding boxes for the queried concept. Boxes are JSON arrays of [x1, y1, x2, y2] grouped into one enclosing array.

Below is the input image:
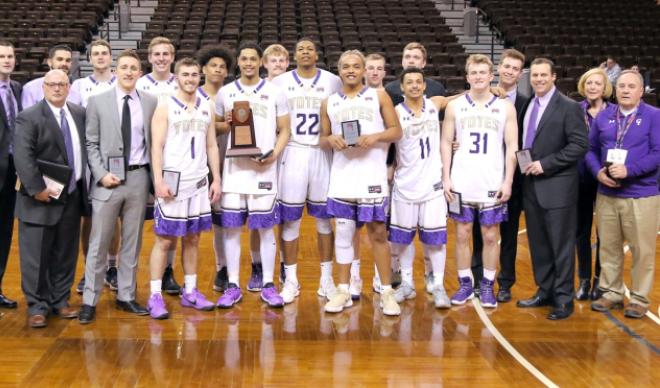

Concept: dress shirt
[[115, 87, 147, 165], [522, 86, 556, 148], [46, 101, 82, 181]]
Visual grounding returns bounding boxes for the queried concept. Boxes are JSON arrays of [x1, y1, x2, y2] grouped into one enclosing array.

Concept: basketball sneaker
[[394, 281, 416, 303], [261, 283, 284, 307], [181, 288, 215, 311], [280, 280, 300, 304], [324, 288, 353, 313], [147, 293, 169, 320], [247, 263, 263, 292], [432, 286, 451, 309], [479, 279, 498, 308], [380, 288, 401, 316], [451, 277, 474, 305], [213, 266, 228, 292], [216, 284, 242, 308], [317, 276, 337, 299]]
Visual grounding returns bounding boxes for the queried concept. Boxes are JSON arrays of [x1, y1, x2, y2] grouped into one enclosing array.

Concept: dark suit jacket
[[13, 100, 90, 225], [511, 91, 530, 194], [0, 80, 22, 191], [522, 90, 588, 209]]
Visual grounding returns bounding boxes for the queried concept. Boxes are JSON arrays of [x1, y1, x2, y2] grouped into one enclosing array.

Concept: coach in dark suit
[[516, 58, 588, 320], [0, 41, 21, 308], [13, 69, 89, 328]]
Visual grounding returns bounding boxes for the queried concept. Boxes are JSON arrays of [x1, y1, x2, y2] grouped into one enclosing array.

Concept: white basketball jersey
[[162, 96, 212, 198], [393, 98, 443, 202], [136, 73, 178, 103], [272, 69, 342, 146], [327, 87, 388, 199], [70, 75, 117, 107], [451, 94, 507, 203], [215, 79, 289, 195]]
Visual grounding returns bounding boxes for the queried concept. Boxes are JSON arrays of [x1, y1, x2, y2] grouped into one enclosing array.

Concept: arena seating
[[479, 0, 660, 104], [138, 0, 468, 91], [0, 0, 114, 84]]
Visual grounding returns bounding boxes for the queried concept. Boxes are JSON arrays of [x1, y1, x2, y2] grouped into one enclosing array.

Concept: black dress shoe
[[79, 305, 96, 324], [590, 277, 603, 301], [0, 293, 18, 308], [547, 302, 574, 320], [496, 288, 512, 303], [516, 294, 553, 308], [575, 279, 590, 300], [162, 266, 181, 295], [116, 300, 149, 315]]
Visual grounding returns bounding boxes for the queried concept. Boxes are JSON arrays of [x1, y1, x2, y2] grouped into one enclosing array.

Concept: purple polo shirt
[[585, 102, 660, 198]]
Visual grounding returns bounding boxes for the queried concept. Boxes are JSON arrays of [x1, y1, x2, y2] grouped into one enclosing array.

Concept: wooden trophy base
[[226, 147, 263, 157]]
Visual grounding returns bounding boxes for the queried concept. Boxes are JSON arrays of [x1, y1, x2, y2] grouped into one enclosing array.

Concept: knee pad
[[281, 219, 302, 242], [335, 219, 356, 264], [315, 218, 333, 235]]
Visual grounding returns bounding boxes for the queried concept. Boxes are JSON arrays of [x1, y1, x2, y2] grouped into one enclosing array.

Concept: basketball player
[[263, 44, 290, 81], [320, 50, 403, 315], [147, 58, 221, 319], [194, 45, 235, 293], [271, 38, 342, 304], [214, 42, 291, 308], [21, 44, 72, 109], [136, 36, 181, 294], [441, 54, 518, 308], [69, 39, 121, 294], [389, 67, 453, 308], [365, 53, 387, 90]]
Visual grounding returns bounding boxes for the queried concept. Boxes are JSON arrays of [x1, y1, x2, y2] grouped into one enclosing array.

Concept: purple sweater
[[586, 102, 660, 198]]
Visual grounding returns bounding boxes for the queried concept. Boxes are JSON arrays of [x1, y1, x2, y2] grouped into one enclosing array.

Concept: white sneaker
[[372, 275, 382, 294], [425, 272, 435, 294], [280, 280, 300, 304], [317, 276, 336, 299], [394, 281, 416, 303], [349, 275, 363, 300], [324, 288, 353, 313], [432, 286, 451, 309], [380, 288, 401, 316]]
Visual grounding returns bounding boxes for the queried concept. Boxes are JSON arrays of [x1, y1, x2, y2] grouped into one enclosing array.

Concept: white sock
[[166, 248, 176, 267], [251, 250, 262, 264], [320, 261, 333, 279], [458, 269, 473, 286], [184, 274, 197, 294], [350, 259, 360, 278], [107, 254, 117, 268], [259, 228, 276, 285], [373, 263, 381, 282], [425, 244, 446, 288], [213, 226, 226, 271], [398, 243, 414, 285], [150, 280, 162, 295], [338, 283, 349, 292], [284, 264, 298, 285], [483, 268, 496, 281], [224, 227, 242, 286]]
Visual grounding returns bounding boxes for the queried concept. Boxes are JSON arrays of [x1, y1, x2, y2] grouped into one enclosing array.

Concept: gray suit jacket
[[86, 88, 157, 201], [13, 100, 89, 225]]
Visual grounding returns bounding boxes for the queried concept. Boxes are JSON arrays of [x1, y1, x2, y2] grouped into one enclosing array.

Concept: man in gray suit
[[79, 50, 158, 323], [14, 69, 89, 328]]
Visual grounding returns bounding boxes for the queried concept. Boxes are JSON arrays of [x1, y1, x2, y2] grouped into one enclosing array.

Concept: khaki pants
[[596, 193, 659, 307]]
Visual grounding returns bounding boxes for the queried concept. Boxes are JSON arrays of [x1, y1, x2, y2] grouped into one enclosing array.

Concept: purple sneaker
[[450, 276, 474, 305], [216, 284, 242, 308], [181, 288, 215, 311], [247, 263, 263, 292], [261, 283, 284, 308], [148, 293, 169, 320], [479, 278, 498, 308]]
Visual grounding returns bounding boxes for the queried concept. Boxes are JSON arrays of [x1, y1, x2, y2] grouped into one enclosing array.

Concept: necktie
[[122, 95, 132, 165], [524, 97, 540, 149], [2, 85, 16, 153], [59, 109, 76, 193]]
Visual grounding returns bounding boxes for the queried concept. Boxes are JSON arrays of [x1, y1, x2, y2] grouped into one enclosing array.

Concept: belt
[[127, 164, 148, 171]]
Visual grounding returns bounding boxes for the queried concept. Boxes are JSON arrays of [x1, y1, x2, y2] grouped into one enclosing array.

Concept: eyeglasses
[[44, 82, 68, 89]]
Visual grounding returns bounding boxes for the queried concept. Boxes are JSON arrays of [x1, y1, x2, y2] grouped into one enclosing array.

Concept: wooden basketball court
[[0, 216, 658, 386]]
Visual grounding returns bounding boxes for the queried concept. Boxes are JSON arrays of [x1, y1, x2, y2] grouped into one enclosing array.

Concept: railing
[[446, 0, 503, 62]]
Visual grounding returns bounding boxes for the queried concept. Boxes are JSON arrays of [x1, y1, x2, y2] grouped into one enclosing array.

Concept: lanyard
[[615, 108, 636, 148]]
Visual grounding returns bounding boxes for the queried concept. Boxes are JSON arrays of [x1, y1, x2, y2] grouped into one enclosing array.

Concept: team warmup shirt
[[69, 74, 117, 107], [136, 73, 178, 102]]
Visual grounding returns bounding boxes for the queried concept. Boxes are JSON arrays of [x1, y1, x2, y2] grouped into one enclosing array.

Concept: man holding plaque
[[516, 58, 588, 320], [147, 58, 222, 319], [319, 50, 403, 316], [271, 38, 342, 304], [79, 50, 158, 324], [214, 42, 291, 308], [441, 54, 518, 309], [14, 69, 88, 328]]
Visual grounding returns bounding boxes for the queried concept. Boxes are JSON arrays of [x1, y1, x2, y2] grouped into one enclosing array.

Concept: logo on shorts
[[487, 191, 498, 198], [196, 177, 207, 189], [368, 185, 382, 194], [433, 182, 443, 191], [259, 182, 273, 190]]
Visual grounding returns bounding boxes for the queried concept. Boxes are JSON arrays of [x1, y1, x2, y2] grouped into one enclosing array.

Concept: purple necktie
[[59, 109, 77, 193], [2, 85, 16, 153], [524, 97, 540, 149]]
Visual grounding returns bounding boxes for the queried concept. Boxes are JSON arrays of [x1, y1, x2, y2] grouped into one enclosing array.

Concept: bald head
[[615, 70, 644, 110], [43, 69, 70, 107]]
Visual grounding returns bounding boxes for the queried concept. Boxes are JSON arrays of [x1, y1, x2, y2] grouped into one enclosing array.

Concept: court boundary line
[[471, 299, 559, 388], [603, 311, 660, 355]]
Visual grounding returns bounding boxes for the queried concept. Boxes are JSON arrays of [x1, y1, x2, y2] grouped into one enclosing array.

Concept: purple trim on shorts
[[327, 198, 355, 219], [247, 203, 280, 230], [419, 228, 448, 246], [388, 225, 415, 245], [154, 207, 212, 237], [279, 201, 304, 222], [307, 201, 331, 219], [327, 197, 388, 226], [480, 204, 508, 226], [449, 205, 477, 223], [219, 209, 248, 228]]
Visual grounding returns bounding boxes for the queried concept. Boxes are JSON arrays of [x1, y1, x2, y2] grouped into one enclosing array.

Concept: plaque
[[226, 101, 262, 157], [108, 156, 126, 182], [43, 175, 65, 199], [515, 149, 533, 174], [341, 120, 361, 147], [163, 170, 180, 197], [448, 191, 463, 217]]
